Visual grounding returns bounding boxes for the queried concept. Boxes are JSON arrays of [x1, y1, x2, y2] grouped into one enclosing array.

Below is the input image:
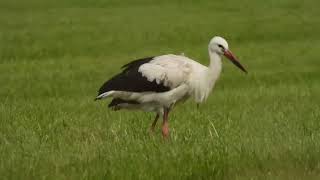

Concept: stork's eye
[[218, 44, 224, 49]]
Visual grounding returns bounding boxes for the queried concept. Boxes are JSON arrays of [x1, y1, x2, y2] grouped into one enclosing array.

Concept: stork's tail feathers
[[94, 91, 112, 101], [94, 97, 101, 101]]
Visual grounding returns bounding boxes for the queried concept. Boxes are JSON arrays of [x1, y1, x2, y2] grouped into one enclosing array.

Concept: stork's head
[[209, 36, 247, 73]]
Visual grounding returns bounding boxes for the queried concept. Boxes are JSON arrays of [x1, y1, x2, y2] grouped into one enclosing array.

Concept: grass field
[[1, 0, 320, 179]]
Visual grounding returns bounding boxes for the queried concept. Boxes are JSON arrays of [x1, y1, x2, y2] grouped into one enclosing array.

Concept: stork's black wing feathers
[[97, 57, 170, 96], [108, 98, 139, 107], [121, 56, 154, 70]]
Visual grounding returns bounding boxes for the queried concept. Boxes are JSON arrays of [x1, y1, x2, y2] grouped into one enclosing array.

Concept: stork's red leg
[[162, 108, 170, 138], [150, 114, 159, 133]]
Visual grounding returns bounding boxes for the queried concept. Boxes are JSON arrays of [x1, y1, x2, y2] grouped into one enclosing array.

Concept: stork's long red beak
[[224, 50, 247, 73]]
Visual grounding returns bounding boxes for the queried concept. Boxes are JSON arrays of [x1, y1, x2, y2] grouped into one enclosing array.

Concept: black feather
[[108, 98, 139, 107], [97, 57, 170, 96], [121, 56, 154, 70]]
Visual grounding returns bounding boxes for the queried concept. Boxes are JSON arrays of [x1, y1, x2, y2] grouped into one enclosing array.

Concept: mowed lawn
[[1, 0, 320, 179]]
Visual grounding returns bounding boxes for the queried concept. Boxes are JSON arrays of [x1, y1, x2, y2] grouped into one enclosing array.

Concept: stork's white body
[[97, 53, 222, 114]]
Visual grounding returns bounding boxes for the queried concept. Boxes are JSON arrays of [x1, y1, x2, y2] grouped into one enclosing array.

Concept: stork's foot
[[162, 108, 170, 139], [149, 127, 155, 134], [149, 126, 156, 135], [162, 122, 169, 138], [149, 114, 159, 135]]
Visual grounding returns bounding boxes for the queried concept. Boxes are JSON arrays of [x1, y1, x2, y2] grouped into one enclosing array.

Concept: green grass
[[1, 0, 320, 179]]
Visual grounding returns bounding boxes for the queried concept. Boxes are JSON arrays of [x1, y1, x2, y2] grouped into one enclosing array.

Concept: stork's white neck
[[207, 52, 222, 84], [195, 52, 222, 103]]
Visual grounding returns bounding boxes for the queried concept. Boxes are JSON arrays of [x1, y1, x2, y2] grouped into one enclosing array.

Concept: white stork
[[95, 36, 247, 138]]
